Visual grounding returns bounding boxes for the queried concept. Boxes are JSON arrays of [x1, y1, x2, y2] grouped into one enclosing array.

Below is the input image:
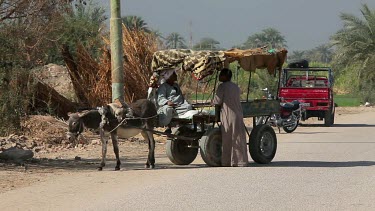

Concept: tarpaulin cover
[[149, 47, 287, 87]]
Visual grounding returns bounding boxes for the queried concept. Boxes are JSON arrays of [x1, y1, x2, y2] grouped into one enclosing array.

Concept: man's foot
[[164, 128, 172, 134]]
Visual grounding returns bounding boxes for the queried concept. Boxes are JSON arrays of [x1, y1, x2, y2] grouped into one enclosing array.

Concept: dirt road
[[1, 107, 375, 210]]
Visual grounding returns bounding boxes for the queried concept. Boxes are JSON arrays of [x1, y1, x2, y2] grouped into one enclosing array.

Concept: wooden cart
[[149, 48, 287, 166]]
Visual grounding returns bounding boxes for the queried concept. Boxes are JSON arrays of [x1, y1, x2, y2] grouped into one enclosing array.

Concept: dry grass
[[64, 25, 158, 107]]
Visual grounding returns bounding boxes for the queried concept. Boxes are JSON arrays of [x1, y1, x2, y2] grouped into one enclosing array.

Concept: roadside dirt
[[1, 106, 374, 194]]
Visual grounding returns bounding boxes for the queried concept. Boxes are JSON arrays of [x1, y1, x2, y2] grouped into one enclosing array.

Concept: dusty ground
[[0, 106, 374, 194]]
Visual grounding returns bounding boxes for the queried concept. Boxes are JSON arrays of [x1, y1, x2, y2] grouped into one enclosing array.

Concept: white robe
[[157, 82, 192, 126], [213, 81, 248, 166]]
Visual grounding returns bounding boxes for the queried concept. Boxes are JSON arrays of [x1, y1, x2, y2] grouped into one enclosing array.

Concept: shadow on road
[[260, 160, 375, 168], [279, 132, 336, 135], [300, 123, 375, 127], [1, 154, 209, 172], [331, 124, 375, 127], [284, 141, 375, 144]]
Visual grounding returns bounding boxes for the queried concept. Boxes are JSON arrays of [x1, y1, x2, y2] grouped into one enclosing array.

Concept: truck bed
[[279, 87, 331, 111]]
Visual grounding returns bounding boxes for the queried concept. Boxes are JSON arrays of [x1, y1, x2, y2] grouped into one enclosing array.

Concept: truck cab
[[278, 67, 335, 126]]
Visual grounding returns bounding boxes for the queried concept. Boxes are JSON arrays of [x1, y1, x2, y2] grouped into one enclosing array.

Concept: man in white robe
[[157, 71, 192, 133], [213, 68, 249, 167]]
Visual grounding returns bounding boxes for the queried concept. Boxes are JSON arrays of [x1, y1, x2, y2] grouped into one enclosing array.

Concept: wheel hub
[[260, 132, 274, 157]]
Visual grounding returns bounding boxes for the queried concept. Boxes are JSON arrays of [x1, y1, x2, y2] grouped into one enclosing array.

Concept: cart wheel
[[249, 124, 277, 164], [199, 128, 222, 167], [166, 126, 198, 165]]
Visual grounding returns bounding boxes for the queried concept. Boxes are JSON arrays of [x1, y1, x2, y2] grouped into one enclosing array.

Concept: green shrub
[[0, 67, 34, 136]]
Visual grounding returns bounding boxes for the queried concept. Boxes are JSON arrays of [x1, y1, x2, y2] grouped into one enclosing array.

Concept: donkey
[[67, 99, 157, 170]]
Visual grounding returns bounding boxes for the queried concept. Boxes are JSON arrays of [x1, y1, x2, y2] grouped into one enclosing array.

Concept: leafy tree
[[193, 37, 220, 50], [121, 15, 150, 32], [165, 32, 186, 49], [57, 0, 107, 62], [331, 4, 375, 101], [244, 28, 287, 49], [0, 0, 71, 66], [0, 0, 106, 65]]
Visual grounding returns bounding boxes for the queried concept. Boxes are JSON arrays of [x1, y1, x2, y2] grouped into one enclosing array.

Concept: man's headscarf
[[159, 68, 176, 84]]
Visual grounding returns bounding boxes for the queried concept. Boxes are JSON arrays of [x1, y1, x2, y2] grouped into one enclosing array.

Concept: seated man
[[157, 70, 192, 133]]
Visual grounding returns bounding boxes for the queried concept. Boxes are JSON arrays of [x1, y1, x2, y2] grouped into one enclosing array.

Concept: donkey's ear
[[78, 110, 90, 117]]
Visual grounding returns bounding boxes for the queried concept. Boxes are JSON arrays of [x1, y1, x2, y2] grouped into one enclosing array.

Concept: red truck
[[278, 67, 335, 126]]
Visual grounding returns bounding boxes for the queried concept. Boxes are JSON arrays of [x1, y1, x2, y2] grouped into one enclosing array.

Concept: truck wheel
[[249, 124, 277, 164], [324, 107, 335, 127], [282, 120, 299, 133], [166, 126, 198, 165], [199, 128, 222, 167]]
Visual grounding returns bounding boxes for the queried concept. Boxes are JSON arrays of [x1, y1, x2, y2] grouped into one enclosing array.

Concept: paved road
[[2, 110, 375, 210]]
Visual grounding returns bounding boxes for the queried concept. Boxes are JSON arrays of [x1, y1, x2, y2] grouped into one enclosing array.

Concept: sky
[[95, 0, 375, 52]]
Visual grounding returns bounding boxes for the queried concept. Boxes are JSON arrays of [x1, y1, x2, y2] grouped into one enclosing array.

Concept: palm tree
[[150, 29, 164, 39], [288, 50, 306, 61], [331, 4, 375, 101], [244, 33, 266, 48], [262, 28, 287, 48], [165, 32, 186, 49], [149, 29, 165, 48], [121, 15, 150, 32], [193, 37, 220, 50], [331, 4, 374, 64], [244, 28, 287, 49], [312, 44, 333, 63]]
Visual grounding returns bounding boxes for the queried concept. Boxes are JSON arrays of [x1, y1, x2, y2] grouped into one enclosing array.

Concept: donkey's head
[[66, 111, 88, 141]]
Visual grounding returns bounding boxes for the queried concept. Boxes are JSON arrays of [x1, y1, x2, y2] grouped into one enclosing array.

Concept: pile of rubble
[[0, 134, 80, 153], [21, 115, 69, 145], [0, 135, 38, 152], [0, 134, 93, 163], [0, 115, 95, 161]]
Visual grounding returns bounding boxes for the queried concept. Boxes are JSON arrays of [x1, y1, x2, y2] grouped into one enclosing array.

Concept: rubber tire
[[282, 120, 299, 133], [249, 124, 277, 164], [324, 107, 335, 127], [199, 128, 222, 167], [166, 126, 198, 165]]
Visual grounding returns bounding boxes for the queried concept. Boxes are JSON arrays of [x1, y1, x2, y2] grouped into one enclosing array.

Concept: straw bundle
[[63, 25, 158, 107], [102, 25, 158, 103]]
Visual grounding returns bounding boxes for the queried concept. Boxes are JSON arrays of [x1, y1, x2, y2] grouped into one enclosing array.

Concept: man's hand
[[167, 101, 176, 107]]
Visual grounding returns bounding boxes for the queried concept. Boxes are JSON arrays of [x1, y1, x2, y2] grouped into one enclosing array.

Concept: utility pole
[[188, 20, 193, 49], [110, 0, 124, 103]]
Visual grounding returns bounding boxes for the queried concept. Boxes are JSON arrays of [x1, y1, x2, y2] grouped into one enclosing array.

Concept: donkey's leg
[[147, 128, 156, 169], [110, 132, 121, 171], [140, 131, 151, 169], [141, 126, 156, 169], [98, 129, 108, 171]]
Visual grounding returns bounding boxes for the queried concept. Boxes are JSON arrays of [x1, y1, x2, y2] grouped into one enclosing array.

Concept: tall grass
[[334, 94, 361, 107]]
